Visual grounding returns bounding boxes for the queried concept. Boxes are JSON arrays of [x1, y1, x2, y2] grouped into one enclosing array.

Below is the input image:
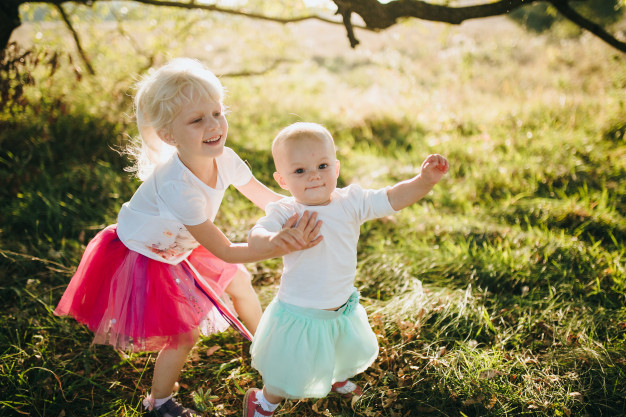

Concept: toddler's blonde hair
[[272, 122, 335, 168]]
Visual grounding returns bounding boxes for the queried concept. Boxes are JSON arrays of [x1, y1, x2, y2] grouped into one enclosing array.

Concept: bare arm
[[248, 211, 323, 255], [186, 220, 275, 264], [186, 211, 321, 264], [387, 154, 449, 211], [236, 176, 285, 210]]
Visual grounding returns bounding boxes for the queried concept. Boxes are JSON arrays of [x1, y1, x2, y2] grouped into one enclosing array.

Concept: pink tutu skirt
[[54, 225, 241, 352]]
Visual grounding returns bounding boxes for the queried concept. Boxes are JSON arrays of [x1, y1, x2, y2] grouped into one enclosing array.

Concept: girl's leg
[[224, 267, 262, 335], [151, 328, 199, 399]]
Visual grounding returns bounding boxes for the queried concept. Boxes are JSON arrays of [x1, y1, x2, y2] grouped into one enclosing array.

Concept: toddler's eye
[[294, 168, 305, 174], [318, 164, 328, 170]]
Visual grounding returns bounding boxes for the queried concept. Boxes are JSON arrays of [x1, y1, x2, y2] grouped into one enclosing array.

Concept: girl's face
[[273, 135, 339, 206], [160, 94, 228, 164]]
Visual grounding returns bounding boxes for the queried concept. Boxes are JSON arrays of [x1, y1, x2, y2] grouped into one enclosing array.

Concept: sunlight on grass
[[2, 6, 625, 416]]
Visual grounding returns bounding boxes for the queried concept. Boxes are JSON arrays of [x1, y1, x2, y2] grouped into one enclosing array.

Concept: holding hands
[[272, 211, 323, 254], [254, 211, 323, 257]]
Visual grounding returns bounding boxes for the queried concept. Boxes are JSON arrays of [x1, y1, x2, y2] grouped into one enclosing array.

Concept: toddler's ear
[[273, 172, 289, 190], [335, 160, 340, 177]]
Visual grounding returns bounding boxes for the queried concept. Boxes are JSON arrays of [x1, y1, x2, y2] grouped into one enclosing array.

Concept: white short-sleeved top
[[117, 147, 252, 265], [251, 184, 398, 309]]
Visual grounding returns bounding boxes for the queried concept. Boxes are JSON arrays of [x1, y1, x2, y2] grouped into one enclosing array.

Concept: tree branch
[[220, 59, 295, 78], [129, 0, 350, 27], [332, 0, 626, 53], [335, 2, 359, 48], [333, 0, 534, 29], [549, 0, 626, 53], [54, 3, 95, 75], [1, 1, 22, 51]]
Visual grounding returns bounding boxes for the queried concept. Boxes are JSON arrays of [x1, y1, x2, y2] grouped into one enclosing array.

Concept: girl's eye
[[294, 168, 305, 174], [318, 163, 328, 170], [191, 118, 203, 123], [213, 112, 221, 117]]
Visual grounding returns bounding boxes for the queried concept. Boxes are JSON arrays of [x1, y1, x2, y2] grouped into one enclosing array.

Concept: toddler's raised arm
[[387, 154, 449, 211]]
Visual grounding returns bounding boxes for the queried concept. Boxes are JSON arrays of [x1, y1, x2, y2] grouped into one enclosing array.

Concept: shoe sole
[[243, 388, 257, 417]]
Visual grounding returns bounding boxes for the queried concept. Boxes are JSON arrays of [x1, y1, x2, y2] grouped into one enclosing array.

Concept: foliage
[[509, 0, 625, 36], [2, 11, 626, 417]]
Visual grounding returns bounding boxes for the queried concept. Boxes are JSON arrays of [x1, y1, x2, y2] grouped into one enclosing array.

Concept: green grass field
[[1, 8, 625, 417]]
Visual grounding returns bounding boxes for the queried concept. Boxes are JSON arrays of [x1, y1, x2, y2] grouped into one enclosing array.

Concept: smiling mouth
[[203, 136, 221, 144]]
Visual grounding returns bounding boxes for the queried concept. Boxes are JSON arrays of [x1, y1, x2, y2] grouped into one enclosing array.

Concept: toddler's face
[[273, 135, 339, 206]]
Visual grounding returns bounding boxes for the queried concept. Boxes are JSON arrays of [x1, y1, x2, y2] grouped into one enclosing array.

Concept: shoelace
[[252, 399, 274, 416], [142, 394, 156, 411]]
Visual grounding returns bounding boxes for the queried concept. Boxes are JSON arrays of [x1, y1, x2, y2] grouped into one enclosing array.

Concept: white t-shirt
[[117, 147, 252, 265], [251, 184, 398, 309]]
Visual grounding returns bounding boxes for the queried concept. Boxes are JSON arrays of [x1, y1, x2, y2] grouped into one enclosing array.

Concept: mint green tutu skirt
[[250, 290, 378, 399]]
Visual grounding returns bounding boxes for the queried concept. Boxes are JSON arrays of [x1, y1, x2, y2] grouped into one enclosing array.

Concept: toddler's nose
[[308, 170, 321, 180]]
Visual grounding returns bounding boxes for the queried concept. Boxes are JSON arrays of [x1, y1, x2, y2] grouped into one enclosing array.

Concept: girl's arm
[[387, 154, 449, 211], [186, 212, 321, 264], [236, 177, 285, 211], [249, 213, 323, 255]]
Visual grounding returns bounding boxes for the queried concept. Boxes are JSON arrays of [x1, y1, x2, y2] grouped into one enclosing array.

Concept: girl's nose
[[206, 116, 220, 130]]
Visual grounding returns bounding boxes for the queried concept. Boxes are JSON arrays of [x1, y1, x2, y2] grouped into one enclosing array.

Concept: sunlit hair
[[272, 122, 335, 167], [126, 58, 225, 180]]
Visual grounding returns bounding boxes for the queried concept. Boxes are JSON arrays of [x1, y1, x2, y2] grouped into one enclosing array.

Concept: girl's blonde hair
[[127, 58, 224, 180]]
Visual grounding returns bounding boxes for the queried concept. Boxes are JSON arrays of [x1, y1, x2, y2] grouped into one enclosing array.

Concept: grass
[[2, 7, 626, 417]]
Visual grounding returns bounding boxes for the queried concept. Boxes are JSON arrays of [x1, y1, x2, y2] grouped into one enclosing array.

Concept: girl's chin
[[203, 142, 225, 154]]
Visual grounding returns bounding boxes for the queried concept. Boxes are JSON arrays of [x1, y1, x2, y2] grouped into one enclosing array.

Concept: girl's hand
[[269, 211, 323, 255], [293, 211, 323, 249], [420, 154, 449, 185]]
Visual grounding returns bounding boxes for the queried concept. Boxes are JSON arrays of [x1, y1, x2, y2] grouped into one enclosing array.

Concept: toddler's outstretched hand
[[420, 154, 449, 184]]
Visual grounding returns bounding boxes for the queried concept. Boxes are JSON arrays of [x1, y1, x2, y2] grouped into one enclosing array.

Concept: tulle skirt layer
[[250, 290, 378, 399], [54, 225, 240, 352]]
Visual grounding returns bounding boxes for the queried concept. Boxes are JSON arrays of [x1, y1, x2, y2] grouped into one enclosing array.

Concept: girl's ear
[[273, 171, 289, 190], [158, 128, 176, 146]]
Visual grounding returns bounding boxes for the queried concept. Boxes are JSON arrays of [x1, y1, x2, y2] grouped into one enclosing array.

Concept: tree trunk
[[1, 1, 22, 52]]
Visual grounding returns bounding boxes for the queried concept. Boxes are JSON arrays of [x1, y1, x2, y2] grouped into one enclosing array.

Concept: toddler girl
[[54, 59, 321, 417], [244, 122, 448, 416]]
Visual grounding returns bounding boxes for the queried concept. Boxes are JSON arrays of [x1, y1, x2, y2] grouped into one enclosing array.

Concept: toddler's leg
[[332, 379, 363, 399], [243, 387, 283, 417], [224, 267, 262, 335]]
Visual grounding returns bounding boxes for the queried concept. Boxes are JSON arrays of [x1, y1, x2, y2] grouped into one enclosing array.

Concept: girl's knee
[[166, 328, 199, 351]]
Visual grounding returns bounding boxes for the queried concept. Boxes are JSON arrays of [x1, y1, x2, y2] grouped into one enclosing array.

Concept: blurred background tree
[[1, 0, 625, 60]]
